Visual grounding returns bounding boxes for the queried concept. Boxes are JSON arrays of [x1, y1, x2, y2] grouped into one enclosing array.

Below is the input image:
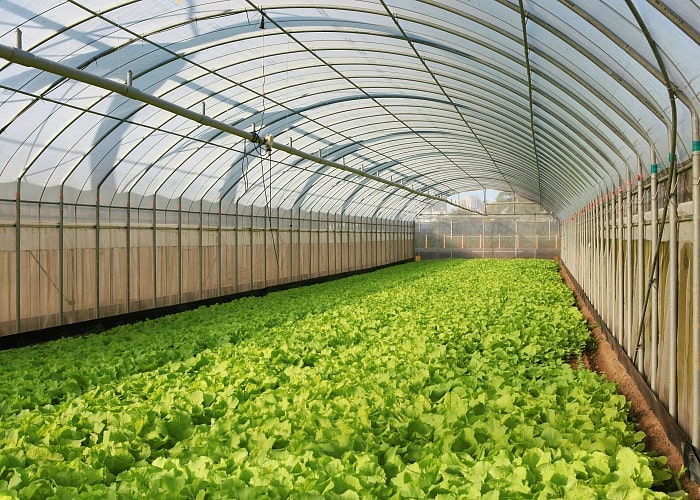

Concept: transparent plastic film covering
[[0, 0, 697, 220]]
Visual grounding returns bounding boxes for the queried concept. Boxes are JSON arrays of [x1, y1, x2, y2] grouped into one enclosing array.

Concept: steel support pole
[[15, 181, 21, 333], [637, 158, 645, 373], [217, 202, 222, 296], [250, 205, 254, 290], [593, 197, 599, 311], [602, 193, 608, 325], [126, 196, 131, 313], [234, 201, 239, 293], [152, 202, 157, 309], [599, 195, 604, 313], [178, 199, 182, 304], [96, 195, 101, 318], [59, 187, 64, 325], [692, 110, 700, 446], [650, 150, 659, 393], [199, 201, 204, 299], [289, 210, 294, 282], [668, 138, 679, 419], [618, 184, 624, 346], [626, 175, 633, 357], [605, 191, 612, 329], [263, 204, 268, 288], [588, 203, 593, 296]]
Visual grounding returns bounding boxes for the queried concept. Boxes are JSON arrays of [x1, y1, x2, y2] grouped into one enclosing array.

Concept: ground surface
[[560, 265, 700, 499]]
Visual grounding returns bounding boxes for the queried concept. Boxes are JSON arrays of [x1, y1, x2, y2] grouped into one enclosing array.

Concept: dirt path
[[559, 265, 700, 499]]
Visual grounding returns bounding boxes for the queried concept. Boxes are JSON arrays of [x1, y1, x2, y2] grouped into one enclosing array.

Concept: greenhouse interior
[[1, 0, 700, 497]]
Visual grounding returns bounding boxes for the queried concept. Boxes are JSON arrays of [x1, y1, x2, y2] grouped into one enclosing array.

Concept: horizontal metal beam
[[0, 43, 482, 215]]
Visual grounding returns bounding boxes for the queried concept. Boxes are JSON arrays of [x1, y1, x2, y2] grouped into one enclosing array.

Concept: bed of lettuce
[[0, 259, 687, 498]]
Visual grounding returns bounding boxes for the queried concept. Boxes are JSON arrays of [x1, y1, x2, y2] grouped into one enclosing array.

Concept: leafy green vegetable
[[0, 259, 687, 498]]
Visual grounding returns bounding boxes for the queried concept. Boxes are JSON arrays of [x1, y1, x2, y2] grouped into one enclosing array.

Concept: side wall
[[560, 162, 696, 449], [0, 202, 414, 336]]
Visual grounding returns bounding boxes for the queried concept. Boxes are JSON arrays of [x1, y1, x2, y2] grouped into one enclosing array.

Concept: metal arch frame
[[123, 28, 664, 217], [645, 0, 700, 45], [494, 0, 678, 124], [98, 63, 486, 206], [0, 46, 476, 216], [1, 1, 696, 221], [517, 0, 543, 203], [377, 0, 516, 196], [221, 147, 449, 219], [246, 5, 543, 190], [9, 2, 678, 139], [2, 9, 628, 207]]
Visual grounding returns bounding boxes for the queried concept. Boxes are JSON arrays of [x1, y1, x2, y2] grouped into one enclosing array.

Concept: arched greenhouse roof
[[0, 0, 698, 220]]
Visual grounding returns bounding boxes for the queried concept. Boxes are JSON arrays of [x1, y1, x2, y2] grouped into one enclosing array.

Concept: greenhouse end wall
[[415, 202, 560, 259], [0, 201, 414, 336]]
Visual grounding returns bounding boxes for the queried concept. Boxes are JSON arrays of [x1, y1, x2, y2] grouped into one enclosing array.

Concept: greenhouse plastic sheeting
[[0, 0, 698, 220]]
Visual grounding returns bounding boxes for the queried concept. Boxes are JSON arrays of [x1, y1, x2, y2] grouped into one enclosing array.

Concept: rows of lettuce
[[0, 259, 685, 498]]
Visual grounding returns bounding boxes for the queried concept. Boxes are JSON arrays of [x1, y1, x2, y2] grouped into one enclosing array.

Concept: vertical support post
[[354, 216, 358, 270], [15, 28, 22, 50], [59, 187, 64, 325], [289, 209, 294, 282], [177, 198, 182, 304], [692, 110, 700, 446], [603, 191, 609, 327], [278, 207, 283, 282], [250, 205, 254, 290], [596, 193, 608, 317], [668, 134, 678, 419], [617, 184, 624, 347], [626, 173, 633, 358], [234, 200, 239, 293], [592, 196, 598, 310], [263, 203, 268, 288], [96, 193, 101, 318], [604, 188, 615, 324], [152, 201, 157, 309], [15, 181, 21, 333], [126, 195, 131, 313], [584, 207, 589, 291], [329, 212, 339, 274], [637, 158, 645, 373], [450, 219, 453, 259], [650, 149, 659, 392], [315, 209, 319, 274], [217, 201, 222, 296], [481, 220, 485, 257], [199, 201, 204, 300]]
